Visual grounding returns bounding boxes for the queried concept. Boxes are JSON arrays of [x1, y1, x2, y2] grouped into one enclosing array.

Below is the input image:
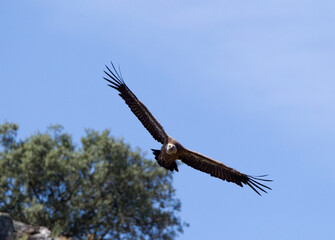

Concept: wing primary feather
[[118, 64, 124, 80], [103, 76, 120, 88], [108, 85, 119, 90], [107, 63, 119, 80], [249, 175, 273, 182], [253, 174, 269, 178], [248, 180, 268, 194], [104, 71, 121, 86], [110, 62, 124, 82], [248, 177, 272, 190], [104, 66, 123, 85], [246, 182, 261, 196]]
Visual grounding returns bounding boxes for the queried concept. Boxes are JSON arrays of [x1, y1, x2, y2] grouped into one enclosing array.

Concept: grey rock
[[0, 212, 55, 240], [0, 212, 15, 240]]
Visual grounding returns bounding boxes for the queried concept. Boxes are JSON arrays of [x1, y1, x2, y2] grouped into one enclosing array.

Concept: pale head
[[166, 143, 177, 155]]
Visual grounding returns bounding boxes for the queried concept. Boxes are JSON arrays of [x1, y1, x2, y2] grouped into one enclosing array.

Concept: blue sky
[[1, 0, 335, 239]]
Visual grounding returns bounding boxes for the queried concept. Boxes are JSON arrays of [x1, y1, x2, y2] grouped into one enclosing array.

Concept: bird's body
[[104, 63, 272, 195], [152, 137, 183, 172]]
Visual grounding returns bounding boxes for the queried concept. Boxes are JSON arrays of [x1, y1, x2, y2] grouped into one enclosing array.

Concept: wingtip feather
[[246, 175, 272, 195]]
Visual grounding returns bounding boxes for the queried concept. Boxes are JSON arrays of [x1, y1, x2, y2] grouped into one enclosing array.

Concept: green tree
[[0, 122, 187, 239]]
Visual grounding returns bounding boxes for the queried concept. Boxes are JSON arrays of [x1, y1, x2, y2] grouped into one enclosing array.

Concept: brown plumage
[[104, 62, 272, 195]]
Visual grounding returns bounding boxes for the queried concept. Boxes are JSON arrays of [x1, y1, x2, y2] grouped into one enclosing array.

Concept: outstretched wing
[[179, 149, 272, 195], [104, 62, 168, 144]]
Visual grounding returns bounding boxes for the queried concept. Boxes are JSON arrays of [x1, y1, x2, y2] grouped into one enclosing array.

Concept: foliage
[[0, 122, 186, 239]]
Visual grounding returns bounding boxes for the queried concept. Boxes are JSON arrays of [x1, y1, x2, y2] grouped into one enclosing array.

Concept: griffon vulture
[[104, 63, 272, 195]]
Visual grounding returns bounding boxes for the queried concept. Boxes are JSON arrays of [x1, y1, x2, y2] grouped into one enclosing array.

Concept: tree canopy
[[0, 122, 187, 239]]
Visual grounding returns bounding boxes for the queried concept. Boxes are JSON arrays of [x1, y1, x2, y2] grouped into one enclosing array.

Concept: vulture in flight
[[104, 63, 272, 195]]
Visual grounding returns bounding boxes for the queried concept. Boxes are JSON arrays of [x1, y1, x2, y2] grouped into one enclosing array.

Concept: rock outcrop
[[0, 212, 54, 240]]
